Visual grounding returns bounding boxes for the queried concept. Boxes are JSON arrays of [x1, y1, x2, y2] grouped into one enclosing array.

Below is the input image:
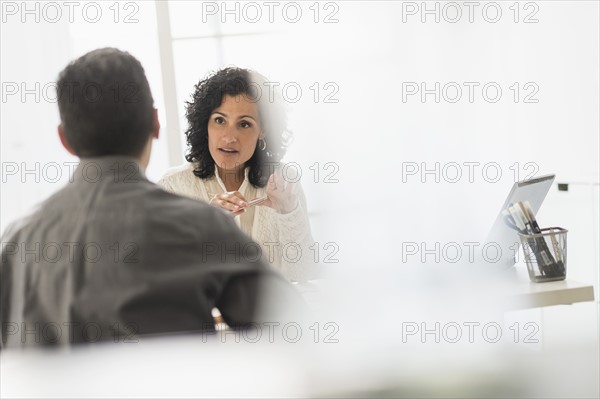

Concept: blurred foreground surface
[[2, 265, 598, 398]]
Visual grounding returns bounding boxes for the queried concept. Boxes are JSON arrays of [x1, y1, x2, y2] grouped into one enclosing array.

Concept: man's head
[[56, 48, 159, 164]]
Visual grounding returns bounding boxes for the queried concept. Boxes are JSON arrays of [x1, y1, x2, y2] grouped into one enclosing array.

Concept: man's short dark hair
[[56, 48, 154, 157]]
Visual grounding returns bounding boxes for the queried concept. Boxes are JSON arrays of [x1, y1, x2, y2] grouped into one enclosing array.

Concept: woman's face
[[208, 94, 262, 172]]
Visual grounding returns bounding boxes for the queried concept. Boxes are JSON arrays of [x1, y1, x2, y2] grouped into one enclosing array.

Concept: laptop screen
[[485, 174, 555, 268]]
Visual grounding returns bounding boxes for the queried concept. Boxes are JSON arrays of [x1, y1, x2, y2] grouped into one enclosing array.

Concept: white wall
[[1, 1, 169, 233], [1, 1, 598, 277]]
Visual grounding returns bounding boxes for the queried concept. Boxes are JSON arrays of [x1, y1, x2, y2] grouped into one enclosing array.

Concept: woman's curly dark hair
[[184, 67, 292, 188]]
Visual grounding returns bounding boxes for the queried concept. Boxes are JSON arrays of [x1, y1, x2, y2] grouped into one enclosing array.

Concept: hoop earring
[[258, 138, 267, 151]]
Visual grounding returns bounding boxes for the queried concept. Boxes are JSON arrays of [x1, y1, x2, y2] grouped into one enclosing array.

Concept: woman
[[158, 67, 314, 282]]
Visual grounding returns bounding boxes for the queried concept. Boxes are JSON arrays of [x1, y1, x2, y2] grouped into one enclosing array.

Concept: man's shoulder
[[148, 182, 236, 230], [1, 212, 36, 244]]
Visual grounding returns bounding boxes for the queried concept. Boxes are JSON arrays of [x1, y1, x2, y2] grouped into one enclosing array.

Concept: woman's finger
[[210, 195, 243, 212], [225, 191, 247, 207], [219, 199, 243, 212], [216, 192, 246, 208], [268, 174, 277, 190], [230, 208, 246, 216], [275, 173, 286, 191], [287, 178, 299, 195]]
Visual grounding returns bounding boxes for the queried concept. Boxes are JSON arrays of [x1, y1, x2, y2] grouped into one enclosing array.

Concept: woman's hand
[[263, 171, 299, 214], [209, 191, 248, 216]]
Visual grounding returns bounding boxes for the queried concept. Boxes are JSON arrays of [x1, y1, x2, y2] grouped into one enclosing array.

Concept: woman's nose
[[222, 133, 237, 143], [222, 127, 237, 143]]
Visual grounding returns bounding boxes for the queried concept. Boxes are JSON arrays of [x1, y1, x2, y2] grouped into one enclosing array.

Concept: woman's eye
[[214, 116, 225, 124], [240, 121, 252, 128]]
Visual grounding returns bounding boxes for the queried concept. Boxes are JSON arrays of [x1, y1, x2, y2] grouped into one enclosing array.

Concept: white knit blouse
[[157, 163, 315, 282]]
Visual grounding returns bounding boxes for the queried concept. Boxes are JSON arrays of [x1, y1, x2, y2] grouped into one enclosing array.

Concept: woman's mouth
[[218, 147, 239, 155]]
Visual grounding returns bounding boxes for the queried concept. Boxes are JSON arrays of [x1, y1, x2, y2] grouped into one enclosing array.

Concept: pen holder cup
[[519, 227, 568, 283]]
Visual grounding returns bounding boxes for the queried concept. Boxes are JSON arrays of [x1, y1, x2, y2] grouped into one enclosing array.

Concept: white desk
[[293, 265, 596, 312], [503, 264, 596, 310]]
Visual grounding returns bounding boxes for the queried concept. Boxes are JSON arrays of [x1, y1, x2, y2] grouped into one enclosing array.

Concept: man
[[0, 48, 300, 348]]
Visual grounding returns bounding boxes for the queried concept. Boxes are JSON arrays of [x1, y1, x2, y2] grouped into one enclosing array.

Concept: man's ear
[[151, 108, 160, 139], [58, 124, 76, 156]]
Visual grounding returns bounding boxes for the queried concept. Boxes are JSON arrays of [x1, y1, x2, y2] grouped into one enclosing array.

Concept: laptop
[[485, 174, 555, 268]]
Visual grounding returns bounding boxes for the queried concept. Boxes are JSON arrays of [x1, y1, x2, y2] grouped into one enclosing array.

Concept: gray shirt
[[0, 157, 298, 348]]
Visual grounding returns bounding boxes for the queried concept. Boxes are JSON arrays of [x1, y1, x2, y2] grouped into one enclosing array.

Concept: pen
[[510, 203, 545, 275], [245, 196, 268, 208], [519, 201, 562, 277], [507, 205, 526, 233], [230, 196, 269, 215]]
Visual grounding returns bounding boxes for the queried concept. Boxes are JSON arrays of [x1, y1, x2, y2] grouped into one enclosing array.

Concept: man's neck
[[73, 156, 146, 183]]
